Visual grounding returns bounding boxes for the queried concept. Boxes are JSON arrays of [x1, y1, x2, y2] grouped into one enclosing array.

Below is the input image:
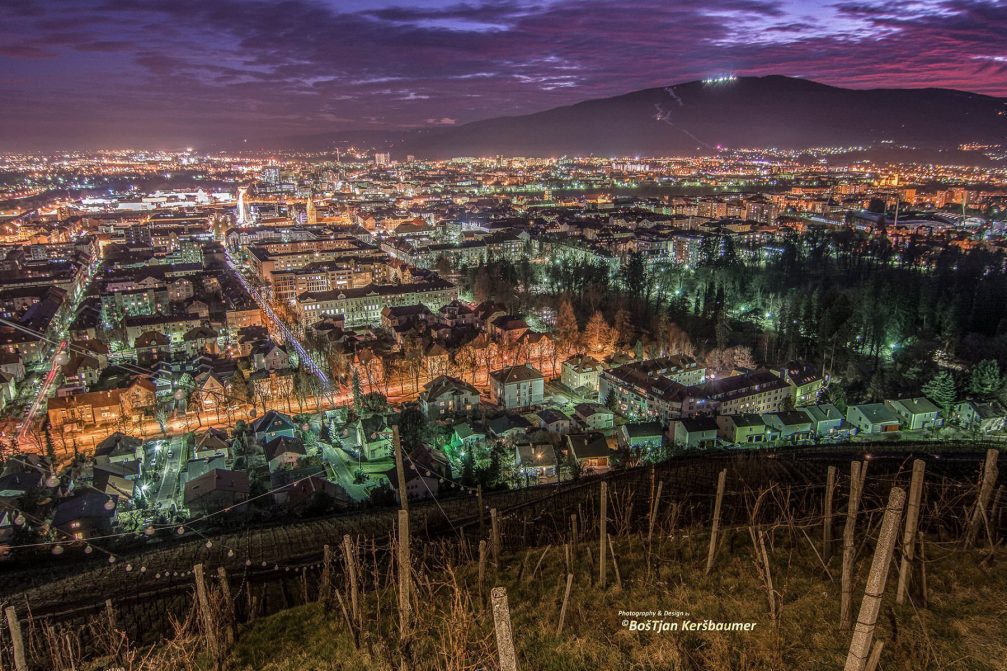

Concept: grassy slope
[[223, 531, 1007, 671]]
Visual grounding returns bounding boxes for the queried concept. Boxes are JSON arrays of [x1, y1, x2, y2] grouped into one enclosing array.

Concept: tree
[[922, 370, 957, 416], [352, 369, 363, 414], [715, 311, 730, 350], [154, 404, 171, 438], [43, 426, 57, 465], [554, 300, 580, 355], [968, 359, 1001, 399], [612, 307, 633, 349], [824, 380, 848, 413], [620, 252, 648, 312], [583, 310, 612, 355], [605, 389, 619, 412], [398, 407, 435, 453]]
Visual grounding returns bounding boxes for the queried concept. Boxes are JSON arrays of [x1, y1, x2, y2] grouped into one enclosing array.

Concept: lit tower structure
[[236, 186, 251, 225], [306, 192, 317, 225]]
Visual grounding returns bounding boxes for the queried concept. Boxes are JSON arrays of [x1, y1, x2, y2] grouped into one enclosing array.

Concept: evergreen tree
[[620, 252, 647, 308], [352, 369, 363, 414], [714, 311, 730, 350], [922, 370, 957, 415], [461, 448, 476, 486], [605, 389, 619, 411], [968, 359, 1001, 399]]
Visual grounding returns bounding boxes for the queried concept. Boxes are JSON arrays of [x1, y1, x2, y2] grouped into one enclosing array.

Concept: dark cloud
[[0, 0, 1004, 149]]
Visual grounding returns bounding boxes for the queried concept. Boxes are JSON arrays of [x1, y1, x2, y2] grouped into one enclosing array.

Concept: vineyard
[[0, 442, 1004, 670]]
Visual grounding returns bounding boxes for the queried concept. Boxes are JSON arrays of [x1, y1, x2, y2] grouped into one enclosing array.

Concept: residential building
[[296, 279, 457, 328], [670, 417, 719, 449], [262, 436, 307, 472], [775, 361, 825, 407], [801, 403, 847, 437], [565, 432, 613, 473], [561, 354, 604, 396], [761, 411, 814, 441], [885, 397, 942, 431], [515, 442, 558, 480], [846, 403, 901, 434], [52, 490, 117, 541], [489, 364, 545, 409], [618, 421, 665, 452], [573, 403, 615, 431], [183, 469, 250, 515], [955, 399, 1007, 433], [419, 376, 481, 419], [537, 408, 572, 435], [716, 413, 771, 444]]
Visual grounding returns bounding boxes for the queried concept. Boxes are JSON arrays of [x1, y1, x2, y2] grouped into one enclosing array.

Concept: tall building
[[374, 152, 390, 167], [236, 187, 251, 225], [306, 193, 317, 225], [261, 166, 280, 185]]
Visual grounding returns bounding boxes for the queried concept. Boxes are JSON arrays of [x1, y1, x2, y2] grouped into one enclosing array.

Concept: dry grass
[[220, 528, 1007, 671]]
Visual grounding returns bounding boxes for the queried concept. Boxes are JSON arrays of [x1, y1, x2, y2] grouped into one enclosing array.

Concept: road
[[223, 247, 332, 392], [8, 256, 100, 454], [321, 443, 371, 500], [16, 340, 66, 451], [154, 436, 185, 510]]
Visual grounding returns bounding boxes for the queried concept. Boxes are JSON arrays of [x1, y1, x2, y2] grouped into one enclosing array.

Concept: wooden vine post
[[841, 460, 865, 629], [320, 544, 334, 608], [477, 484, 485, 538], [397, 509, 412, 671], [556, 573, 574, 636], [491, 508, 501, 567], [896, 459, 925, 605], [705, 469, 727, 576], [844, 487, 906, 671], [342, 534, 360, 624], [217, 566, 237, 648], [193, 564, 220, 664], [599, 481, 608, 588], [5, 606, 27, 671], [964, 449, 999, 548], [824, 465, 837, 559], [393, 425, 409, 512]]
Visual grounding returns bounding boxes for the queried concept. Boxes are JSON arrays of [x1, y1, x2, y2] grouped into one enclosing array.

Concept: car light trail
[[224, 249, 333, 392]]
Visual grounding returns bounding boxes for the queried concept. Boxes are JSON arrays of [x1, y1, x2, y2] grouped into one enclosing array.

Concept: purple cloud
[[0, 0, 1004, 149]]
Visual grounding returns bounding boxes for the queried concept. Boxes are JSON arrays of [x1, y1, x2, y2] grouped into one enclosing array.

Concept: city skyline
[[2, 0, 1006, 149]]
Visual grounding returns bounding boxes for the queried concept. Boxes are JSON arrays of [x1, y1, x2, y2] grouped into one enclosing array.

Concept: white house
[[670, 417, 719, 449], [761, 411, 813, 441], [801, 403, 846, 437], [954, 399, 1007, 434], [419, 376, 481, 419], [489, 364, 545, 409], [573, 403, 615, 431], [561, 354, 603, 396], [885, 397, 942, 431], [846, 403, 900, 435]]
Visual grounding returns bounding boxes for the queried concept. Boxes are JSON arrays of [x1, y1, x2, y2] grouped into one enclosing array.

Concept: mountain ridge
[[280, 75, 1007, 160]]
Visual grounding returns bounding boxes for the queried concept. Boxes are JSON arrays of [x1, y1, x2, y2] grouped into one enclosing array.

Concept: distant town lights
[[703, 74, 737, 85]]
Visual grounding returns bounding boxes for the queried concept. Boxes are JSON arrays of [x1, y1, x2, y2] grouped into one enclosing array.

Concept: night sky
[[2, 0, 1006, 150]]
